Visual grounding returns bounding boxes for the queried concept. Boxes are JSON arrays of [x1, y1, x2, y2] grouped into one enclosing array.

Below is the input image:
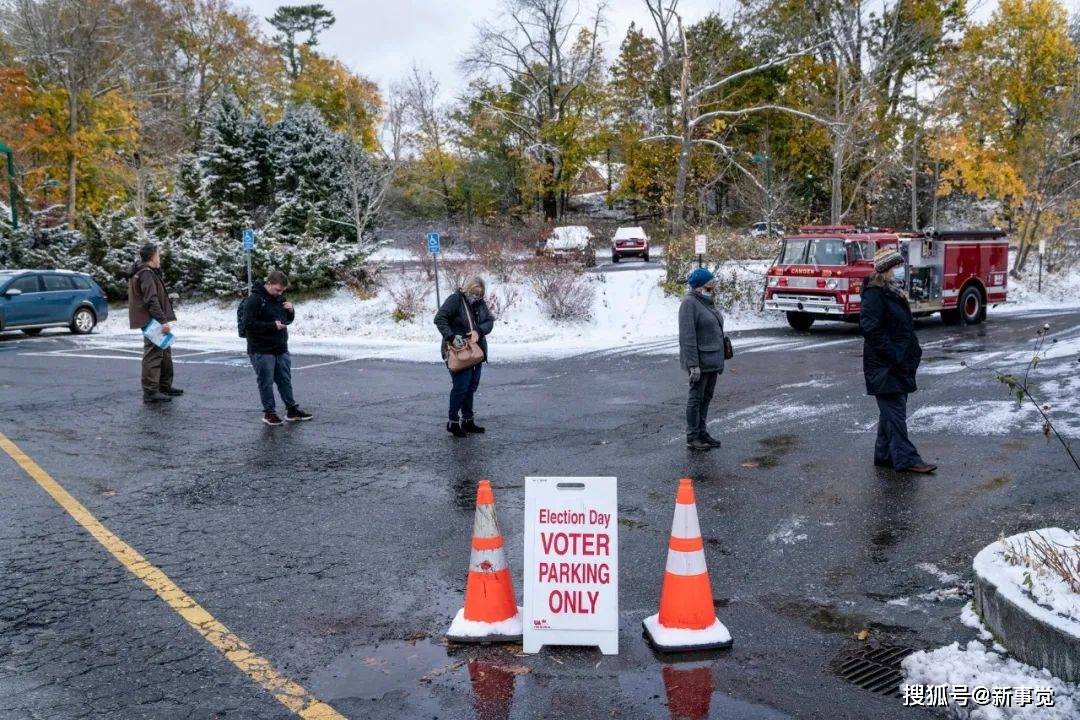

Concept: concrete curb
[[974, 549, 1080, 683]]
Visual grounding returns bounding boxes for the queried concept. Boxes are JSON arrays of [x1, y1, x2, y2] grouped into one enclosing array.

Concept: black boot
[[461, 419, 485, 434], [446, 421, 467, 438], [701, 432, 722, 448], [686, 436, 712, 451], [143, 392, 172, 404]]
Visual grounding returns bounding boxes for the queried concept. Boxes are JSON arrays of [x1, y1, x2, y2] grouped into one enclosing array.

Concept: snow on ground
[[901, 532, 1080, 718], [902, 639, 1080, 719], [95, 263, 782, 363], [975, 529, 1080, 629]]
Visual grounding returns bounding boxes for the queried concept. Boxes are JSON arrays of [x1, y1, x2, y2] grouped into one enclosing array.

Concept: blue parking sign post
[[427, 232, 441, 310], [242, 228, 255, 293]]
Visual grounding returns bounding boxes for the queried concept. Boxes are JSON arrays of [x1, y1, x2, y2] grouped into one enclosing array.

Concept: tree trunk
[[66, 86, 78, 228], [672, 137, 691, 235], [1013, 206, 1042, 275], [830, 138, 843, 224]]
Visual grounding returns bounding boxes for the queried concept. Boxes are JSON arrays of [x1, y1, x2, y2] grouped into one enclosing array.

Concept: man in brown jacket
[[127, 243, 180, 403]]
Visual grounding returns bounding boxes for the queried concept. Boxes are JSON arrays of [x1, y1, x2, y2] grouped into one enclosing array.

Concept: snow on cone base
[[642, 614, 732, 652], [447, 480, 522, 644], [447, 606, 524, 644]]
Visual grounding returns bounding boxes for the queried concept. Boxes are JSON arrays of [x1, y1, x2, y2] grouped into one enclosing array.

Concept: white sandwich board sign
[[523, 476, 618, 655]]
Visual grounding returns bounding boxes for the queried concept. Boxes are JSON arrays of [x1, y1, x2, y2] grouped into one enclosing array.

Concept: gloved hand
[[451, 335, 467, 349], [688, 367, 701, 384]]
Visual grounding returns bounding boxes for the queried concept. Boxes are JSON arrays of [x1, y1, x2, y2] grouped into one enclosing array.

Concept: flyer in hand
[[142, 319, 175, 349]]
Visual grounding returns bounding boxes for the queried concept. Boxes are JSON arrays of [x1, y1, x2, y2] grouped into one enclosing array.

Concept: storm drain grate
[[833, 644, 916, 698]]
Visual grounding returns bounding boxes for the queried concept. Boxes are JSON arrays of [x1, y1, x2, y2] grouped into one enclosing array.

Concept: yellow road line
[[0, 432, 345, 720]]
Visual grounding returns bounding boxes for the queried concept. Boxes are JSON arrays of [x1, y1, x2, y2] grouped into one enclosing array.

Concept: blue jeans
[[449, 364, 482, 422], [250, 352, 296, 414], [874, 393, 924, 469]]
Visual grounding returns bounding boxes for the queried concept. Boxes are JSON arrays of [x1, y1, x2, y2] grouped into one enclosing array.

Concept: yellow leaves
[[290, 48, 381, 149], [930, 133, 1027, 202]]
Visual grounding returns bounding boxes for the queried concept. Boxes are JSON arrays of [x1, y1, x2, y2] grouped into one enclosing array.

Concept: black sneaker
[[686, 437, 712, 451], [286, 407, 313, 422], [701, 432, 722, 448], [263, 412, 284, 426], [461, 419, 485, 434], [143, 392, 172, 403], [446, 421, 467, 438], [162, 388, 184, 396]]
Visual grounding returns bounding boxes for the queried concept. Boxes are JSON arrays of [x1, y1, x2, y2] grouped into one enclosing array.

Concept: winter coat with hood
[[859, 277, 922, 395], [679, 291, 726, 374], [241, 283, 294, 355], [434, 289, 494, 364], [127, 261, 176, 330]]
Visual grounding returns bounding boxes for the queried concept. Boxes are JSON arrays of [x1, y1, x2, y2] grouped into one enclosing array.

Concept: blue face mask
[[892, 267, 906, 284]]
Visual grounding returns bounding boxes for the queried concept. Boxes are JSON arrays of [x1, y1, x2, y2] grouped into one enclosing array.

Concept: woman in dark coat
[[434, 276, 495, 437], [859, 247, 936, 474]]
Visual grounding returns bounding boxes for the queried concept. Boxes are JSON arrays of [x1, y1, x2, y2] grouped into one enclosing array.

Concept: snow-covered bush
[[524, 259, 595, 321], [386, 275, 431, 323]]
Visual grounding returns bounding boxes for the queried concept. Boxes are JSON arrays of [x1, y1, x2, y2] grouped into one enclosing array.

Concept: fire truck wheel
[[959, 285, 985, 325], [940, 309, 961, 325], [786, 312, 815, 331]]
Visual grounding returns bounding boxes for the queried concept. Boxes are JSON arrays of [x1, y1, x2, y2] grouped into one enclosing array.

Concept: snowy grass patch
[[985, 529, 1080, 627]]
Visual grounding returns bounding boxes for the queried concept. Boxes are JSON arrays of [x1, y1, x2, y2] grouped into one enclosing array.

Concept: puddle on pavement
[[763, 595, 911, 639], [741, 434, 798, 469], [309, 638, 457, 701], [619, 662, 792, 719]]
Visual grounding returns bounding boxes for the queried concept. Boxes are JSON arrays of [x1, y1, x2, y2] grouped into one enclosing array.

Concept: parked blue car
[[0, 269, 109, 335]]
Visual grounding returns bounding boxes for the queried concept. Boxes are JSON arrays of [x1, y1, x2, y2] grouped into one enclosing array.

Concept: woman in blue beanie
[[679, 267, 726, 451]]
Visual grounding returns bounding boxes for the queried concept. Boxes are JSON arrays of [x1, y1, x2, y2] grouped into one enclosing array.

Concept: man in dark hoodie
[[127, 243, 180, 403], [241, 270, 313, 426]]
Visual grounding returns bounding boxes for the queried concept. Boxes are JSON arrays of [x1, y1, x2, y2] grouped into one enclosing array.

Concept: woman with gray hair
[[434, 277, 495, 437]]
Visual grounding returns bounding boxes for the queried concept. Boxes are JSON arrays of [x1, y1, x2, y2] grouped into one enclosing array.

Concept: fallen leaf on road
[[855, 629, 870, 641]]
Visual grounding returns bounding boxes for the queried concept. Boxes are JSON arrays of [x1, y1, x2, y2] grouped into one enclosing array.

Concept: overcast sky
[[241, 0, 722, 98], [239, 0, 1006, 100]]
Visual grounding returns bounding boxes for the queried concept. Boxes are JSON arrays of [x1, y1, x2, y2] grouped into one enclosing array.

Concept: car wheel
[[958, 286, 984, 325], [642, 253, 650, 263], [611, 254, 619, 263], [786, 312, 815, 331], [21, 328, 42, 336], [70, 307, 96, 334]]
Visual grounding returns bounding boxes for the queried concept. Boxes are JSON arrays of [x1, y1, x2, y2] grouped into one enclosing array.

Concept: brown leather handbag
[[446, 297, 485, 372]]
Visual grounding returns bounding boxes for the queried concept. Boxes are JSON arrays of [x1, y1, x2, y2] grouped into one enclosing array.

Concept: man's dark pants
[[686, 370, 718, 441], [449, 364, 482, 422], [142, 338, 174, 396], [874, 392, 924, 469], [249, 352, 297, 414]]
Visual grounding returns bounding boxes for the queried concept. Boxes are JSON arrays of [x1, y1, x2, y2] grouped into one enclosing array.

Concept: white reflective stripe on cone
[[670, 503, 702, 540], [469, 547, 509, 573], [473, 504, 501, 539], [665, 548, 708, 576]]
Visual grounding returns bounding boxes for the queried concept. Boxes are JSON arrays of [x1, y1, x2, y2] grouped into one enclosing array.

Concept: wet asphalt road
[[0, 307, 1078, 720]]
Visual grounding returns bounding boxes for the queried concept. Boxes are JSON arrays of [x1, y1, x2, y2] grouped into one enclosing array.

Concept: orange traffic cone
[[447, 479, 523, 643], [643, 478, 732, 652]]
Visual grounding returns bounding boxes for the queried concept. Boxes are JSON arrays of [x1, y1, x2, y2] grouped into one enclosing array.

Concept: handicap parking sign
[[242, 228, 255, 251], [427, 232, 441, 255]]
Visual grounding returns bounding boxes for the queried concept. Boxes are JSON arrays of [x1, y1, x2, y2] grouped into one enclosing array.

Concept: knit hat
[[687, 267, 715, 289], [873, 246, 903, 273]]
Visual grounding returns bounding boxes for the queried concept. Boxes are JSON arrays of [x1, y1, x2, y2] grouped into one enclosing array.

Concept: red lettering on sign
[[540, 532, 611, 556], [548, 589, 601, 614]]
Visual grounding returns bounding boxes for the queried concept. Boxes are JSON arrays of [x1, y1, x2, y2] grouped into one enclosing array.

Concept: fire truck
[[762, 225, 1010, 330]]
